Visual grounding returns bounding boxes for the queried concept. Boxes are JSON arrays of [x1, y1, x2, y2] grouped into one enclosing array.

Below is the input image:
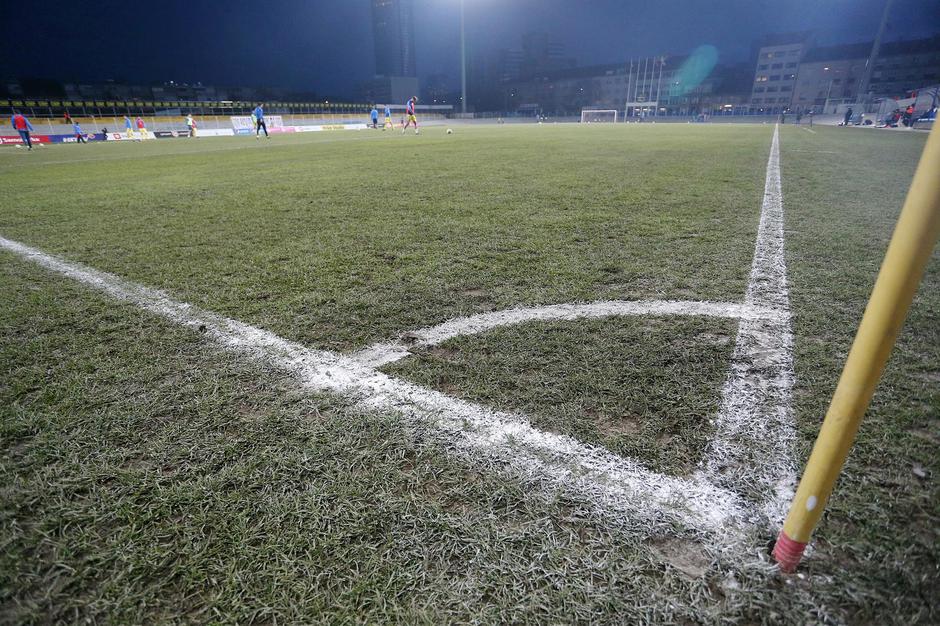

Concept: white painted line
[[0, 123, 795, 549], [802, 127, 817, 134], [0, 234, 752, 538], [352, 300, 781, 368], [702, 125, 796, 522], [354, 126, 797, 525]]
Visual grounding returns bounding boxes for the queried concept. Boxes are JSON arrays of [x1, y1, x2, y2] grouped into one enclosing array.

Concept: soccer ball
[[446, 128, 453, 134]]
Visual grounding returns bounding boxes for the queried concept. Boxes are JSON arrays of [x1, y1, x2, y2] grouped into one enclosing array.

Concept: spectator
[[843, 107, 853, 126], [903, 104, 915, 128]]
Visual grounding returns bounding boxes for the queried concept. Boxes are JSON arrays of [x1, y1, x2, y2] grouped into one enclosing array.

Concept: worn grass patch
[[0, 125, 767, 352], [0, 251, 799, 625], [385, 315, 737, 475], [0, 124, 937, 624]]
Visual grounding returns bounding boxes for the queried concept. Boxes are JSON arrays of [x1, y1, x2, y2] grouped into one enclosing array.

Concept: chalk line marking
[[0, 132, 387, 171], [0, 125, 794, 549], [801, 127, 817, 134], [351, 300, 781, 368], [0, 234, 750, 536], [702, 125, 796, 522]]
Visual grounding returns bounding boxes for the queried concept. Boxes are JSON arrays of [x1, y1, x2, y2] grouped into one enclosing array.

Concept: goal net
[[231, 115, 284, 130], [580, 109, 618, 123]]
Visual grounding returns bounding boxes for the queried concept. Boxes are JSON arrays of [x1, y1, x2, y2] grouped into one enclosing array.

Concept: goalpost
[[580, 109, 618, 124]]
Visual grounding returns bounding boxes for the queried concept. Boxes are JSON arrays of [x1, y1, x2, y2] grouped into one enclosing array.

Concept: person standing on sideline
[[124, 115, 134, 139], [73, 121, 86, 143], [135, 116, 147, 140], [370, 105, 379, 129], [186, 113, 196, 137], [843, 106, 853, 126], [402, 96, 419, 134], [11, 111, 34, 150], [383, 104, 392, 130], [253, 103, 268, 138]]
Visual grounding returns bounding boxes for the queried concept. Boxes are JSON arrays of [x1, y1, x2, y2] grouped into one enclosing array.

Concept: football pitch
[[1, 124, 937, 624]]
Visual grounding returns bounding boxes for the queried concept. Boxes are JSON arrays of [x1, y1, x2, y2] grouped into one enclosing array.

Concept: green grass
[[385, 315, 738, 475], [0, 126, 766, 350], [1, 124, 937, 624]]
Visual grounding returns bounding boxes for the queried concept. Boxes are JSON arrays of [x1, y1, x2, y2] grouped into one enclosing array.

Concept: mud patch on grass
[[594, 411, 642, 437], [650, 537, 711, 579]]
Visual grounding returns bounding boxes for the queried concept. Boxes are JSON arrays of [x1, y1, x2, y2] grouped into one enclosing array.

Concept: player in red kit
[[11, 111, 34, 150]]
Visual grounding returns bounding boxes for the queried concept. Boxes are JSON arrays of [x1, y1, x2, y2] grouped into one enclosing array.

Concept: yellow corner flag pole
[[772, 124, 940, 573]]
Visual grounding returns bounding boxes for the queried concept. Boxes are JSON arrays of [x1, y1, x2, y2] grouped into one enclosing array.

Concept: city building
[[495, 49, 524, 83], [469, 31, 576, 112], [791, 36, 940, 113], [748, 32, 814, 113], [500, 57, 752, 117], [371, 0, 416, 78], [520, 32, 574, 76], [356, 76, 419, 106], [367, 0, 419, 107]]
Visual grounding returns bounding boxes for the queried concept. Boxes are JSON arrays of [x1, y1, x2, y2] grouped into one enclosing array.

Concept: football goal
[[580, 109, 618, 123]]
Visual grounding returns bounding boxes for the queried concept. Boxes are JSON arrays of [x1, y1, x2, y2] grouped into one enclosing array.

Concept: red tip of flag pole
[[772, 531, 807, 573]]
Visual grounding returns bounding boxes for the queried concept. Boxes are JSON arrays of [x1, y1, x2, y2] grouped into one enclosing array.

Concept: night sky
[[2, 0, 938, 97]]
